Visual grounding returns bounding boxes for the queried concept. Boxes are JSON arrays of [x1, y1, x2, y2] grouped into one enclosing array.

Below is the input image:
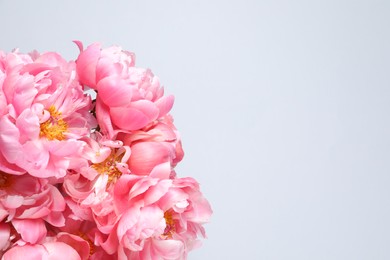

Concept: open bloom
[[56, 217, 115, 260], [0, 50, 96, 178], [98, 164, 212, 259], [0, 172, 65, 246], [76, 42, 174, 138], [63, 133, 131, 234]]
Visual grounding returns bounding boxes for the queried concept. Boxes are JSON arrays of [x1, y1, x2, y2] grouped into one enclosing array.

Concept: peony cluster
[[0, 42, 212, 260]]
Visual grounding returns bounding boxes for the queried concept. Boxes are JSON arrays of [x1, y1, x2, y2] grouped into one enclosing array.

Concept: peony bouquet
[[0, 42, 212, 259]]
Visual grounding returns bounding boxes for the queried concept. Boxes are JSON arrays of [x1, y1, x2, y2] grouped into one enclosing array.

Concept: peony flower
[[0, 173, 66, 223], [0, 172, 66, 246], [75, 42, 174, 138], [118, 115, 184, 177], [55, 210, 117, 260], [0, 50, 96, 179], [97, 166, 212, 259], [63, 134, 131, 235]]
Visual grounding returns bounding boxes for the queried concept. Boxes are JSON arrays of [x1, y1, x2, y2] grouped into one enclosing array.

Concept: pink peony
[[0, 50, 96, 179], [118, 115, 184, 176], [62, 136, 132, 238], [75, 42, 174, 137], [0, 173, 66, 223], [98, 168, 212, 259], [54, 211, 116, 260], [0, 172, 65, 246]]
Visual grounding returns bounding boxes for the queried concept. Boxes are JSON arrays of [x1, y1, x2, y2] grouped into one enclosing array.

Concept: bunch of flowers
[[0, 42, 212, 260]]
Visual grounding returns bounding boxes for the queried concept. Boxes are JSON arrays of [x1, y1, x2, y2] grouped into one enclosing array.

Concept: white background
[[1, 1, 390, 259]]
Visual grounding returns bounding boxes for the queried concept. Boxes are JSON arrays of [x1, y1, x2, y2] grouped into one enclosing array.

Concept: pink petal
[[48, 140, 83, 157], [0, 222, 10, 250], [128, 142, 173, 175], [95, 97, 115, 138], [2, 244, 46, 260], [143, 179, 172, 206], [2, 195, 24, 209], [45, 211, 66, 227], [97, 76, 132, 107], [99, 227, 119, 255], [0, 151, 25, 174], [48, 184, 66, 212], [155, 95, 174, 118], [129, 100, 159, 122], [95, 56, 121, 82], [116, 207, 140, 240], [44, 241, 82, 260], [149, 161, 171, 179], [151, 239, 185, 259], [3, 73, 36, 116], [73, 40, 84, 52], [15, 109, 40, 143], [110, 106, 150, 131], [17, 206, 51, 220], [76, 42, 101, 89], [12, 219, 46, 244], [56, 232, 90, 260], [0, 116, 23, 164]]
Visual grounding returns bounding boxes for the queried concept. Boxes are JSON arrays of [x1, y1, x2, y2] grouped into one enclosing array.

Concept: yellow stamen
[[91, 150, 123, 184], [162, 210, 176, 239], [40, 106, 68, 140]]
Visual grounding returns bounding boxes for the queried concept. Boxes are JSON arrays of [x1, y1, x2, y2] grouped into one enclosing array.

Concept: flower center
[[91, 150, 123, 184], [40, 106, 68, 140], [162, 210, 176, 239]]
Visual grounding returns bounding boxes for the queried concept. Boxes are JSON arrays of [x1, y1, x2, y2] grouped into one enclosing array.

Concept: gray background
[[1, 0, 390, 259]]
